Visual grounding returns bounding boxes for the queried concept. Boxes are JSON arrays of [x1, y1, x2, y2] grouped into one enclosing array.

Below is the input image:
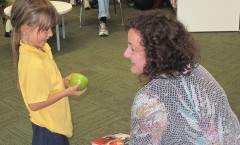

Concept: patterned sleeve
[[130, 93, 168, 145]]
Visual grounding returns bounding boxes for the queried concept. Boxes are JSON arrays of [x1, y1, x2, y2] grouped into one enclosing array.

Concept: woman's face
[[124, 28, 146, 76]]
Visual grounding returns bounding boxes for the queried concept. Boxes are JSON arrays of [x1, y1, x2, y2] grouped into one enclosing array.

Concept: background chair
[[79, 0, 124, 27]]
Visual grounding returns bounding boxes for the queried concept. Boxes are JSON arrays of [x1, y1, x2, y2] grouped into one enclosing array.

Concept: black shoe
[[90, 0, 98, 9], [5, 32, 10, 37]]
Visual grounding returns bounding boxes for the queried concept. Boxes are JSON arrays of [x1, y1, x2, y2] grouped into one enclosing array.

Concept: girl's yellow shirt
[[18, 42, 73, 137]]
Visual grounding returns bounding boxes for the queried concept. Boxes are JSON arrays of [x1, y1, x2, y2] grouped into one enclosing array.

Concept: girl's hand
[[66, 82, 87, 97], [63, 74, 72, 88]]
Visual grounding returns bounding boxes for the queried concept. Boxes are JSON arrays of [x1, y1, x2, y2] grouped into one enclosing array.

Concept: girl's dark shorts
[[32, 123, 69, 145]]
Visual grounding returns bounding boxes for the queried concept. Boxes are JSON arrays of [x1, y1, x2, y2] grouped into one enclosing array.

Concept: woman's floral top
[[130, 64, 240, 145]]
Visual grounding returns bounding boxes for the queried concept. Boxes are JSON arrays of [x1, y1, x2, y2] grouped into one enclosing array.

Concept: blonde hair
[[11, 0, 59, 69]]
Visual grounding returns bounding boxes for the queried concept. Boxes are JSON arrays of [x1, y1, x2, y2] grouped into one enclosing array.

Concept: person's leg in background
[[98, 0, 110, 36], [169, 0, 177, 9], [69, 0, 76, 5], [83, 0, 91, 9], [5, 18, 12, 37]]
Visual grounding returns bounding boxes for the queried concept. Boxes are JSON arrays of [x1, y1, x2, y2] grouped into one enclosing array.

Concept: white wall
[[177, 0, 240, 32]]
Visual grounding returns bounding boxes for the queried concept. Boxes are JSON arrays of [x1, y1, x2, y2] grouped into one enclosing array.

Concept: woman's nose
[[124, 47, 130, 59]]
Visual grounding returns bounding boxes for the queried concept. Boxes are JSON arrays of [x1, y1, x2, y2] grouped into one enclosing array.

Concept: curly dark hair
[[126, 9, 200, 79]]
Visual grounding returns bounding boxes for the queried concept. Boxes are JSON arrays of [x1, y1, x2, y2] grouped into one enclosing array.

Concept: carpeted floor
[[0, 1, 240, 145]]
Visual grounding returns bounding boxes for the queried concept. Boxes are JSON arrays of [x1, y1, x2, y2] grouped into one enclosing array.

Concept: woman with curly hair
[[124, 9, 240, 145]]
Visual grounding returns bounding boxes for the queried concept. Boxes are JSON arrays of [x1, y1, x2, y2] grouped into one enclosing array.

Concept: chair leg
[[113, 0, 124, 26], [119, 1, 124, 25], [113, 0, 116, 15], [79, 0, 83, 27]]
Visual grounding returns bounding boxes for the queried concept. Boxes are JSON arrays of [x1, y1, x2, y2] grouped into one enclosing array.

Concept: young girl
[[11, 0, 87, 144], [124, 10, 240, 144]]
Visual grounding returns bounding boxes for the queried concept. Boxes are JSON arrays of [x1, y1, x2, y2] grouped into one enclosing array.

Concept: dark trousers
[[32, 123, 70, 145]]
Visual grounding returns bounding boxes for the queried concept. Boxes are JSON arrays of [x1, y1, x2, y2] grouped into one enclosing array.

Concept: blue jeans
[[32, 123, 69, 145], [98, 0, 110, 19]]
